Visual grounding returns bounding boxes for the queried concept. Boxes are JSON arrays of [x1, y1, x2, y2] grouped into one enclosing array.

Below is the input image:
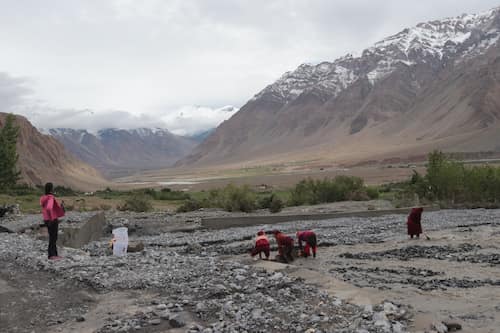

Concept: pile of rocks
[[0, 204, 20, 218], [339, 244, 482, 261]]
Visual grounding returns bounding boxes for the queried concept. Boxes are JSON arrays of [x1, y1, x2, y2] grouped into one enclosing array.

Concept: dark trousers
[[279, 244, 294, 263], [45, 220, 59, 257], [304, 234, 317, 258]]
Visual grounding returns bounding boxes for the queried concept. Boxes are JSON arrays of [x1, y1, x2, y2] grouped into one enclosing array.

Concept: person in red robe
[[407, 207, 423, 239], [273, 230, 294, 263], [296, 230, 317, 258], [251, 230, 270, 259]]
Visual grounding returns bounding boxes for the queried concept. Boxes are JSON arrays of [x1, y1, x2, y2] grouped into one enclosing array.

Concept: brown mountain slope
[[178, 8, 500, 168], [0, 113, 107, 191]]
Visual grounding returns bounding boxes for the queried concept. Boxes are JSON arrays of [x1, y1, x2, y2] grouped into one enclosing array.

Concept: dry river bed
[[0, 209, 499, 333]]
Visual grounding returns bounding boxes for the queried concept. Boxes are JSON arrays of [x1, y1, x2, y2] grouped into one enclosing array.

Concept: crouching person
[[251, 230, 270, 260], [297, 230, 317, 258], [273, 230, 294, 263]]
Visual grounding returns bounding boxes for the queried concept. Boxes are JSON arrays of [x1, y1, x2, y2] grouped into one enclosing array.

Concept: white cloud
[[160, 105, 238, 136], [0, 72, 33, 110], [1, 71, 237, 135], [1, 1, 499, 134], [28, 105, 238, 136]]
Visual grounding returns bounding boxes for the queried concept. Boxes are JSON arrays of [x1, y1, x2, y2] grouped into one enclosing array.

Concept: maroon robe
[[407, 207, 423, 237]]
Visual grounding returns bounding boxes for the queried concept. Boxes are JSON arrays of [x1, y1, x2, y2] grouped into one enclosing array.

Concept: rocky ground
[[0, 207, 499, 332]]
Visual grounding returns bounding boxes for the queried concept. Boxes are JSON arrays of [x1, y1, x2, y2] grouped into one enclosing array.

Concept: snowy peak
[[370, 6, 500, 59], [96, 127, 176, 140], [254, 60, 358, 103], [254, 6, 500, 103], [48, 128, 90, 144]]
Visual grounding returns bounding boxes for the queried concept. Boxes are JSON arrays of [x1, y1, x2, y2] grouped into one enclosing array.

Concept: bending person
[[273, 230, 294, 263], [251, 230, 270, 260], [296, 230, 317, 258]]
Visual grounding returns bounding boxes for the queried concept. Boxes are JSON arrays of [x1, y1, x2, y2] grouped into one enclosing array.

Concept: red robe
[[275, 232, 294, 258], [297, 230, 317, 257], [407, 207, 423, 236]]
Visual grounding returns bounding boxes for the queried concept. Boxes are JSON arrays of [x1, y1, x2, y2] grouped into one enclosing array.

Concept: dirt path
[[0, 262, 95, 333], [0, 261, 171, 333]]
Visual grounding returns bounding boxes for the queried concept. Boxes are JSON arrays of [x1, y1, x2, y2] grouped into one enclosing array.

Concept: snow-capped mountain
[[180, 7, 500, 167], [255, 7, 500, 102], [49, 128, 197, 178]]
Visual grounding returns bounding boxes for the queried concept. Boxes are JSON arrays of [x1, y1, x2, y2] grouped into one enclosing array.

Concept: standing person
[[296, 230, 317, 258], [407, 207, 423, 239], [272, 230, 294, 263], [40, 182, 65, 259], [251, 230, 270, 260]]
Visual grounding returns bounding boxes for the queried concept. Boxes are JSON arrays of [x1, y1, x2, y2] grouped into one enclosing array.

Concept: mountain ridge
[[178, 6, 500, 168], [0, 113, 106, 190]]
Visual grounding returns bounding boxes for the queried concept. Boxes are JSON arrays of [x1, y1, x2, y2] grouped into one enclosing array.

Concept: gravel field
[[1, 208, 499, 333]]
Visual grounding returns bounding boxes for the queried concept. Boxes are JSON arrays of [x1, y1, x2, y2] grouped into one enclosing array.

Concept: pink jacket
[[255, 234, 270, 247], [40, 194, 65, 222]]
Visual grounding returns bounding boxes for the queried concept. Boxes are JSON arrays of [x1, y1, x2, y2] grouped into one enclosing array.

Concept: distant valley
[[47, 128, 198, 178]]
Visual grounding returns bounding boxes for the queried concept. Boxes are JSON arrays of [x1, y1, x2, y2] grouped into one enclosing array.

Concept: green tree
[[426, 150, 464, 202], [0, 114, 21, 190]]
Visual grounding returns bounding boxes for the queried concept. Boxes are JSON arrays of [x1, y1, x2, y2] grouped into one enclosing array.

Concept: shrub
[[99, 204, 112, 211], [259, 194, 284, 213], [219, 184, 256, 213], [119, 194, 153, 212], [288, 176, 367, 206], [258, 195, 273, 209], [140, 187, 190, 201], [176, 184, 258, 213], [269, 196, 284, 213], [155, 189, 190, 201], [365, 186, 380, 200], [424, 150, 500, 204], [54, 186, 78, 196], [289, 179, 316, 206], [176, 199, 202, 213], [5, 185, 41, 196]]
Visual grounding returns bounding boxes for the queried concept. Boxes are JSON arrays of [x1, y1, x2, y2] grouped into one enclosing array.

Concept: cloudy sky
[[0, 0, 499, 135]]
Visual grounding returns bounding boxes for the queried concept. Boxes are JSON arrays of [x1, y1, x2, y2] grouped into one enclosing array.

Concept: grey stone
[[431, 321, 448, 333], [443, 322, 462, 332], [149, 318, 161, 325], [169, 314, 186, 328], [156, 303, 168, 311]]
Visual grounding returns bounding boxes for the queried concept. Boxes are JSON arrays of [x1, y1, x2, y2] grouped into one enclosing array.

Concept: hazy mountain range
[[47, 128, 198, 178]]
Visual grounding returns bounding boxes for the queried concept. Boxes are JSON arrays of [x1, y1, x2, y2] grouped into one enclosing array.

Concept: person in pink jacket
[[40, 182, 65, 259]]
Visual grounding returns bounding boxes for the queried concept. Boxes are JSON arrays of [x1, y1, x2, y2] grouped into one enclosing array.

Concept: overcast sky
[[1, 0, 499, 135]]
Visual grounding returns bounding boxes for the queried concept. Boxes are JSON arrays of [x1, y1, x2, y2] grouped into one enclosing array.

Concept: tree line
[[0, 114, 20, 191], [408, 151, 500, 205]]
